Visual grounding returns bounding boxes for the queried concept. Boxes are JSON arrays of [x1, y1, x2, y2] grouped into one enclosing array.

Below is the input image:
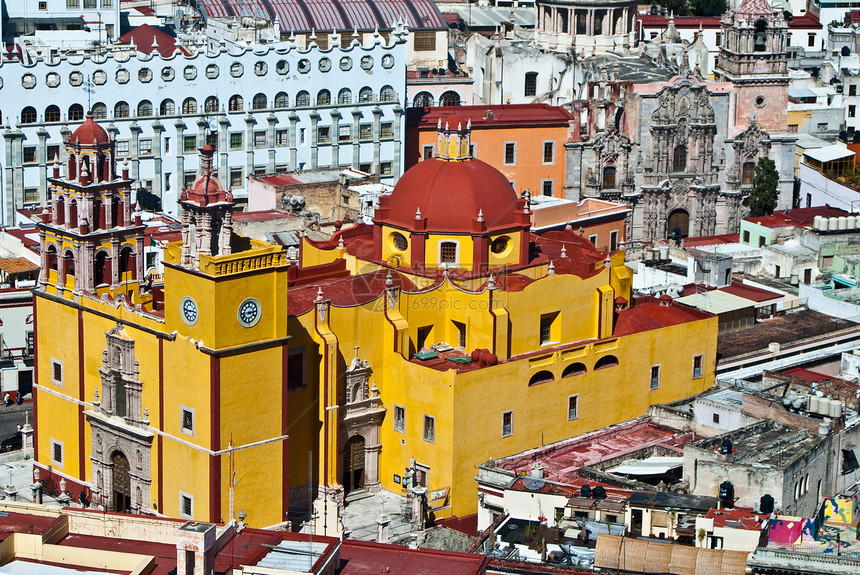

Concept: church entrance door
[[112, 451, 132, 512], [343, 436, 365, 495], [667, 209, 690, 239]]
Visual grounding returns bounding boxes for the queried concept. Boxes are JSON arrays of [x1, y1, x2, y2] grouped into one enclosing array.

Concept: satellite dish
[[523, 476, 546, 491]]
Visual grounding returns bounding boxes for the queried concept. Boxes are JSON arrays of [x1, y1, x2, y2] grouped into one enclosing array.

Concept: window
[[693, 355, 703, 379], [540, 312, 558, 345], [594, 355, 618, 370], [742, 230, 750, 243], [137, 100, 153, 117], [440, 241, 457, 265], [114, 101, 129, 119], [181, 406, 194, 435], [296, 91, 310, 107], [423, 145, 434, 160], [182, 98, 197, 115], [423, 415, 435, 442], [69, 104, 84, 121], [254, 131, 266, 148], [394, 405, 405, 433], [21, 107, 37, 124], [48, 145, 59, 163], [603, 166, 616, 188], [568, 395, 579, 420], [230, 168, 243, 188], [92, 103, 107, 120], [380, 86, 396, 103], [338, 89, 352, 105], [24, 188, 38, 203], [502, 411, 513, 437], [67, 0, 78, 7], [84, 0, 95, 7], [542, 180, 554, 196], [381, 122, 394, 139], [817, 122, 828, 132], [184, 136, 197, 153], [180, 492, 193, 519], [381, 162, 393, 176], [160, 99, 175, 116], [417, 326, 432, 351], [851, 85, 858, 97], [713, 413, 720, 424], [525, 72, 538, 97], [139, 139, 153, 156], [715, 33, 721, 47], [23, 147, 36, 164], [673, 145, 687, 172], [742, 162, 755, 186], [51, 359, 63, 386], [230, 132, 243, 149], [808, 33, 815, 47], [850, 105, 856, 118], [440, 91, 460, 106], [228, 95, 244, 112], [589, 234, 597, 246], [543, 141, 554, 164], [359, 124, 372, 141], [39, 1, 47, 9], [276, 129, 288, 146], [204, 96, 219, 114], [51, 440, 64, 466], [116, 141, 129, 157], [318, 126, 330, 144], [650, 365, 661, 390], [504, 142, 516, 165], [610, 230, 618, 252], [453, 320, 466, 348], [273, 92, 289, 109], [338, 125, 351, 142], [317, 90, 331, 106], [45, 105, 61, 123], [759, 236, 766, 247], [414, 31, 436, 51]]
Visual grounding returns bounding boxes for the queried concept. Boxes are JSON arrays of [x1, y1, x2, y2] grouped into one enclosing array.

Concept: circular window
[[184, 65, 197, 80], [755, 96, 766, 108], [298, 59, 311, 74], [116, 68, 129, 84], [161, 66, 175, 81], [230, 62, 244, 77], [491, 236, 511, 256], [255, 61, 268, 76], [390, 232, 408, 252], [276, 60, 289, 75], [340, 56, 352, 71], [237, 297, 262, 328], [361, 55, 373, 70], [46, 72, 61, 87], [318, 58, 331, 72], [92, 70, 106, 85], [69, 71, 83, 86], [22, 73, 36, 89]]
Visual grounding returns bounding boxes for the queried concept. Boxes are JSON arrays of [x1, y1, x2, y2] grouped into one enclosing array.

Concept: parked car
[[0, 431, 21, 452]]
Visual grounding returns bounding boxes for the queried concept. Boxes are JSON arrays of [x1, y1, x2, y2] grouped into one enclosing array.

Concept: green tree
[[688, 0, 728, 16], [748, 157, 780, 217]]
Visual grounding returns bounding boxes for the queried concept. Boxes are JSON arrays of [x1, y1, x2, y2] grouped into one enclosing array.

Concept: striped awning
[[195, 0, 447, 32]]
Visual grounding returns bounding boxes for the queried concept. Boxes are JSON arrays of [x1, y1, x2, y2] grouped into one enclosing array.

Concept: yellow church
[[33, 114, 716, 528]]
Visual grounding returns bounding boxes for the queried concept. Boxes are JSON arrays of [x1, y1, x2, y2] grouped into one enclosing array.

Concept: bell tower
[[714, 0, 789, 132], [435, 115, 471, 161]]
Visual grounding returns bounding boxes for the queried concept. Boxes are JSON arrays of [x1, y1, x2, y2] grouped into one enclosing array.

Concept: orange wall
[[413, 127, 569, 198]]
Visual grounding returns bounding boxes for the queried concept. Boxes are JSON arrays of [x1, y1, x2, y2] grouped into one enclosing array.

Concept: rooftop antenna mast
[[83, 74, 96, 113]]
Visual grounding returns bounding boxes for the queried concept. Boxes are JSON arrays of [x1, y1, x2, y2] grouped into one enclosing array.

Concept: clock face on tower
[[237, 298, 261, 328], [180, 296, 198, 326]]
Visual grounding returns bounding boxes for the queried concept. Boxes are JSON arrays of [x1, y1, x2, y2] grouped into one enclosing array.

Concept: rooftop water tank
[[580, 484, 591, 499], [808, 394, 819, 414], [659, 246, 670, 260], [813, 215, 823, 230], [592, 486, 607, 500], [848, 216, 857, 229], [719, 481, 734, 508], [720, 438, 733, 455], [838, 216, 848, 230], [831, 399, 843, 418], [760, 494, 775, 514]]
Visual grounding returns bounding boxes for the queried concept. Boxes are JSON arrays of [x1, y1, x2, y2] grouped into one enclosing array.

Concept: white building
[[1, 0, 121, 48]]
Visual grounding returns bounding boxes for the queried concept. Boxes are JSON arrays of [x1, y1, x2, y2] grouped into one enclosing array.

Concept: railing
[[757, 545, 860, 564]]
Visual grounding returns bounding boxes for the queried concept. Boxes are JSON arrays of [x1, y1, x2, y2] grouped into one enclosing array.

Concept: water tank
[[808, 394, 819, 413], [592, 486, 607, 500], [659, 246, 670, 260], [760, 494, 775, 514], [829, 217, 840, 231], [813, 215, 823, 230], [848, 216, 857, 229], [820, 397, 834, 417], [580, 484, 591, 499], [838, 216, 848, 230], [719, 481, 735, 507], [831, 399, 843, 418], [792, 396, 805, 410], [531, 464, 545, 479], [720, 438, 733, 455]]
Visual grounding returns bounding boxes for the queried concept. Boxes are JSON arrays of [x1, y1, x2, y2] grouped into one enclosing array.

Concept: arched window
[[274, 92, 289, 109], [528, 370, 555, 386], [160, 99, 175, 116], [359, 87, 374, 103], [45, 105, 61, 123], [46, 244, 58, 272], [137, 100, 153, 117], [21, 107, 37, 124], [114, 101, 130, 119], [63, 249, 75, 279], [182, 98, 197, 115], [69, 200, 78, 229], [524, 71, 538, 97], [92, 102, 107, 120], [594, 355, 619, 370], [204, 96, 219, 114], [439, 91, 461, 106], [252, 93, 267, 110], [742, 161, 755, 186], [754, 19, 768, 52], [673, 145, 687, 172], [413, 92, 433, 107], [317, 90, 331, 106], [119, 245, 135, 281], [562, 362, 587, 377], [337, 88, 352, 105], [54, 196, 65, 225], [69, 104, 84, 121], [94, 250, 110, 286], [380, 85, 396, 103], [296, 91, 310, 107], [228, 94, 244, 112]]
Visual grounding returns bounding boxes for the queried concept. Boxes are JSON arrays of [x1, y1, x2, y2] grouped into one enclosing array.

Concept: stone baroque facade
[[0, 27, 408, 225]]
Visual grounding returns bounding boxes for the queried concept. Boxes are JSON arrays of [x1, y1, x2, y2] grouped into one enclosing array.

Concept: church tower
[[714, 0, 789, 132], [38, 113, 144, 299]]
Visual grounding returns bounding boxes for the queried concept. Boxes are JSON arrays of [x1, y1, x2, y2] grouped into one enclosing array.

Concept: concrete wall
[[800, 163, 859, 213], [799, 283, 860, 322]]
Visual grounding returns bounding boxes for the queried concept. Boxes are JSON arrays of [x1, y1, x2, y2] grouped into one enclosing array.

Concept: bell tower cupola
[[435, 115, 472, 161]]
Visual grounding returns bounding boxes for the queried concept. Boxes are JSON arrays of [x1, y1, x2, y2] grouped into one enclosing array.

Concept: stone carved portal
[[87, 324, 153, 513], [340, 350, 386, 495]]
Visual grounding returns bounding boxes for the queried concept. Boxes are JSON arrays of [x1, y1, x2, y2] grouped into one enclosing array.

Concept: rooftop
[[691, 420, 823, 469], [408, 104, 573, 129], [803, 144, 855, 163], [337, 540, 490, 575], [706, 506, 769, 531], [743, 207, 851, 229]]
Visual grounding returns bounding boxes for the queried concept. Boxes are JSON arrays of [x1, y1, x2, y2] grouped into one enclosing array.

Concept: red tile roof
[[338, 539, 490, 575], [639, 12, 819, 29], [613, 296, 714, 337], [706, 507, 767, 531], [232, 209, 298, 223], [408, 104, 574, 128], [259, 174, 303, 187], [683, 233, 740, 247], [117, 24, 191, 57], [720, 282, 781, 303], [743, 207, 850, 229]]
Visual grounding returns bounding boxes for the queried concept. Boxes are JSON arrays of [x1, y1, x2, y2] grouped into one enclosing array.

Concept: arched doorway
[[111, 451, 131, 512], [667, 209, 690, 239], [342, 435, 365, 495]]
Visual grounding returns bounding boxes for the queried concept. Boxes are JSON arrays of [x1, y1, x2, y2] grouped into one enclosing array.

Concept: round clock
[[237, 298, 261, 328], [180, 296, 198, 326]]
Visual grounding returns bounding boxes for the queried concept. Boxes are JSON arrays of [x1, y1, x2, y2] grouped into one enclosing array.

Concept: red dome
[[70, 113, 109, 145], [380, 158, 521, 232]]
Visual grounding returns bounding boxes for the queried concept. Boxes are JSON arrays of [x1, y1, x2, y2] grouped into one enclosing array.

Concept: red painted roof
[[0, 512, 64, 538], [683, 233, 740, 247], [288, 268, 418, 315], [377, 157, 523, 233], [721, 282, 781, 303], [69, 113, 109, 146], [706, 506, 767, 531], [613, 296, 713, 337], [338, 539, 490, 575], [744, 207, 850, 229], [117, 24, 190, 57], [409, 104, 573, 128], [232, 209, 298, 223], [259, 174, 303, 187], [640, 13, 819, 29], [781, 368, 859, 390]]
